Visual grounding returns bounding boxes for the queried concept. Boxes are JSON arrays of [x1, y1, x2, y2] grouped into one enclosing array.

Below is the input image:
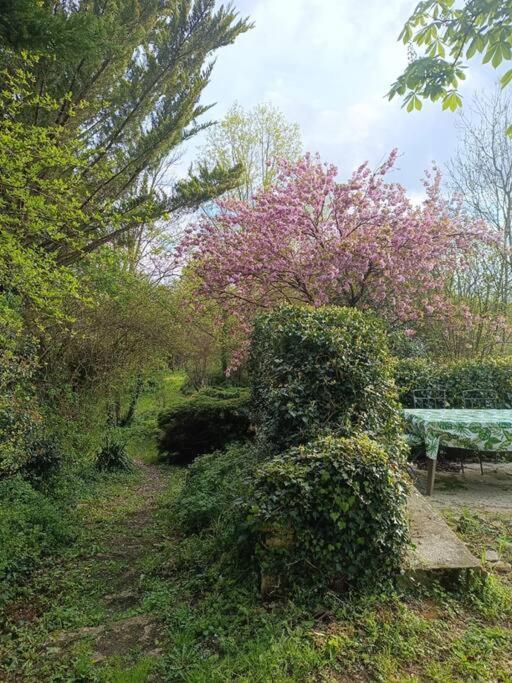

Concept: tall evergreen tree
[[0, 1, 250, 263]]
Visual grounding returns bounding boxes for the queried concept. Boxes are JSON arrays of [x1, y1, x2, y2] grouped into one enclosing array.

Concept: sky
[[179, 0, 503, 200]]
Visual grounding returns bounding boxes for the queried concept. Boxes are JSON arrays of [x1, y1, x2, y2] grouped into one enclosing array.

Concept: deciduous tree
[[200, 102, 302, 201], [390, 0, 512, 131], [179, 151, 499, 366]]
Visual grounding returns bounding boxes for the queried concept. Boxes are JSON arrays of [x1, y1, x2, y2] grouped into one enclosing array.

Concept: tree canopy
[[178, 152, 501, 368], [200, 102, 302, 202], [389, 0, 512, 131], [0, 1, 251, 261]]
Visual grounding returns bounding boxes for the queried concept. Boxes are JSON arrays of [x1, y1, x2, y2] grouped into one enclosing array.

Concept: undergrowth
[[2, 374, 512, 681], [143, 462, 512, 682]]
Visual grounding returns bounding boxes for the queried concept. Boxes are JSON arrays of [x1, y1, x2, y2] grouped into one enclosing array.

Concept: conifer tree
[[0, 1, 251, 262]]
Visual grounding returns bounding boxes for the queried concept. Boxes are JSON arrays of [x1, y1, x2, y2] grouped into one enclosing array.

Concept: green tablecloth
[[403, 409, 512, 460]]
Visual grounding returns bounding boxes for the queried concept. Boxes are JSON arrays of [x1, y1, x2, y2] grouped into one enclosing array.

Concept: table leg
[[426, 458, 436, 497]]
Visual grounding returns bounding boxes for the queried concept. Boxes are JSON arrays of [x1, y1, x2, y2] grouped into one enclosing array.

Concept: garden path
[[52, 461, 170, 664], [1, 461, 173, 681]]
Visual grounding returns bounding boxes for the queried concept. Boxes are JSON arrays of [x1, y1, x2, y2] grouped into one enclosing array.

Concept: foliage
[[395, 355, 512, 407], [388, 328, 428, 359], [390, 0, 512, 132], [394, 357, 440, 407], [52, 253, 177, 392], [0, 334, 41, 477], [0, 0, 103, 53], [166, 271, 246, 387], [250, 306, 404, 455], [171, 162, 245, 212], [3, 442, 512, 680], [200, 101, 302, 202], [0, 475, 75, 597], [157, 387, 251, 464], [444, 89, 512, 355], [22, 433, 63, 482], [249, 434, 409, 589], [0, 61, 95, 329], [170, 442, 259, 535], [180, 151, 498, 367], [95, 436, 134, 472], [0, 3, 252, 256]]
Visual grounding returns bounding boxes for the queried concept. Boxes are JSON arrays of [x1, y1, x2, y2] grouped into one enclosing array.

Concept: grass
[[3, 375, 512, 681], [125, 371, 187, 464], [0, 467, 147, 681], [3, 461, 512, 681], [130, 482, 512, 683]]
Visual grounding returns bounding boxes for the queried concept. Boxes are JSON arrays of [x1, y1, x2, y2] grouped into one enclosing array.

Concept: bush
[[22, 433, 63, 482], [250, 306, 403, 454], [396, 356, 512, 408], [157, 387, 251, 465], [171, 442, 260, 535], [96, 436, 134, 472], [0, 476, 75, 597], [249, 434, 409, 590], [0, 339, 42, 477], [394, 357, 441, 407]]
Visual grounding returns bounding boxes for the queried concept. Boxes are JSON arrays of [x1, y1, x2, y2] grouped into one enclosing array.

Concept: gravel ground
[[412, 461, 512, 511]]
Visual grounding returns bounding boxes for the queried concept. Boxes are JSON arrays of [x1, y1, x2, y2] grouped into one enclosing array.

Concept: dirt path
[[413, 461, 512, 510], [53, 462, 171, 664], [1, 461, 175, 681]]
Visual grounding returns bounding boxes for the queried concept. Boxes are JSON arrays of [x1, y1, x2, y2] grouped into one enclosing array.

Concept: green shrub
[[22, 433, 63, 482], [250, 306, 403, 454], [249, 434, 409, 590], [0, 476, 75, 596], [96, 436, 134, 472], [0, 339, 42, 477], [171, 442, 260, 535], [394, 357, 441, 407], [395, 356, 512, 408], [157, 387, 251, 465], [388, 329, 428, 359]]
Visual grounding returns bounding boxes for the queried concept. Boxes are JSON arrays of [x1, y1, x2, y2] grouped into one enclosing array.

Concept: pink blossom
[[177, 152, 502, 367]]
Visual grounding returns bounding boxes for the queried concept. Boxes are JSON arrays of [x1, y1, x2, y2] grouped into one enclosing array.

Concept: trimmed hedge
[[396, 356, 512, 408], [250, 434, 409, 589], [157, 387, 251, 465], [250, 305, 403, 454]]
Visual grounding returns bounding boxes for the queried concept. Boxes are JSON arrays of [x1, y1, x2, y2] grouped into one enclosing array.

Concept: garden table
[[403, 409, 512, 496]]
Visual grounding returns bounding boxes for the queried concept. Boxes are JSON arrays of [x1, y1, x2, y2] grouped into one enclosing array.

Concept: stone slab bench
[[405, 488, 481, 584]]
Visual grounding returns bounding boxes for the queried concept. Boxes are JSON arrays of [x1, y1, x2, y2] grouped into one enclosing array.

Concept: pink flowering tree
[[178, 151, 498, 366]]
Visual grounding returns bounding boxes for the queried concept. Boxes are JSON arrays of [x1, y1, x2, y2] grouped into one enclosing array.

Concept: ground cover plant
[[3, 433, 512, 682]]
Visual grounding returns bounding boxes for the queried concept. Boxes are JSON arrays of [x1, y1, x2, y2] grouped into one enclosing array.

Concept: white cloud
[[175, 0, 501, 196]]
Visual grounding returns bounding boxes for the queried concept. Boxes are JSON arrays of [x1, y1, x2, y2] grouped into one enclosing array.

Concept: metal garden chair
[[462, 389, 498, 409], [412, 389, 447, 409], [412, 389, 466, 475]]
